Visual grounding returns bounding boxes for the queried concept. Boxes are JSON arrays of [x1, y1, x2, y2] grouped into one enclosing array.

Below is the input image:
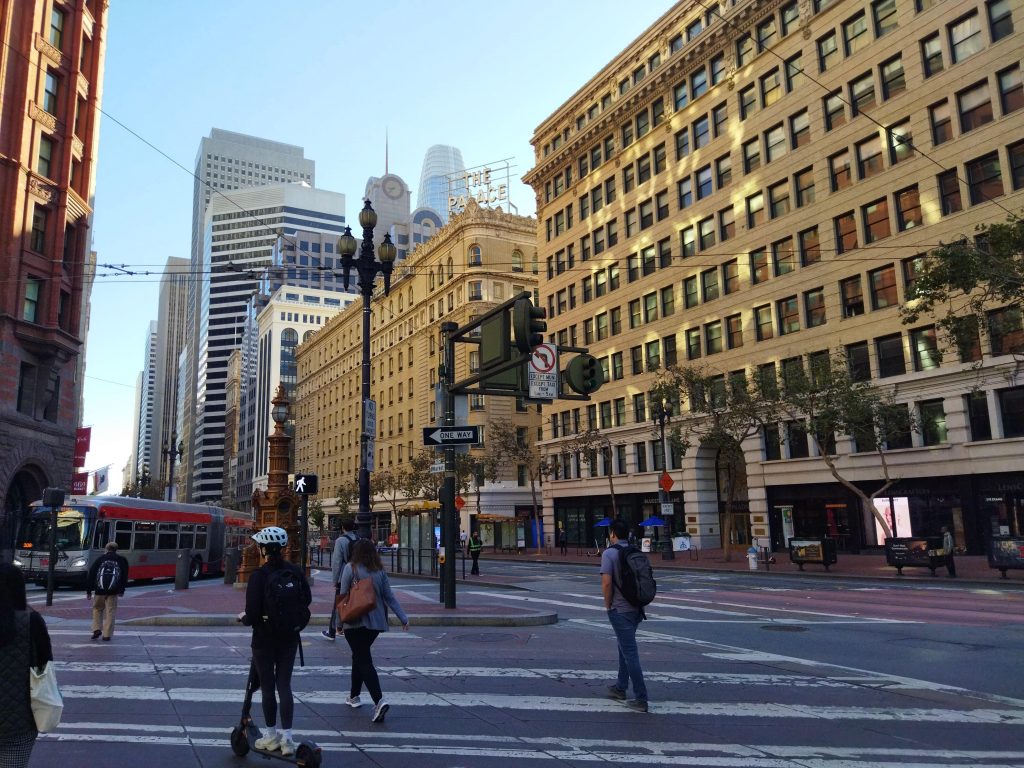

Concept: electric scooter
[[229, 658, 322, 767]]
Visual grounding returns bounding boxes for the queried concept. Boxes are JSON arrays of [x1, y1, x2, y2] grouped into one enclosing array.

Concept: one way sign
[[422, 426, 481, 446]]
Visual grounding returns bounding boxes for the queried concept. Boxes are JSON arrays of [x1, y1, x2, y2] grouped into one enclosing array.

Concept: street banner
[[73, 427, 91, 467], [71, 472, 88, 495], [94, 466, 109, 494]]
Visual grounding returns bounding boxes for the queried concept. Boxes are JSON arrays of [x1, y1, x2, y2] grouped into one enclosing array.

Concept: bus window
[[179, 524, 194, 549], [158, 522, 179, 550], [94, 521, 110, 549], [114, 521, 132, 551], [133, 521, 156, 550], [195, 525, 208, 550]]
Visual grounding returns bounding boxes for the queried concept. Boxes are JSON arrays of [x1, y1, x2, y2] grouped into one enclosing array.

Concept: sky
[[81, 0, 669, 489]]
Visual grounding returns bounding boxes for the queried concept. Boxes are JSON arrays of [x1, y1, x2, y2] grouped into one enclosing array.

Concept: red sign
[[659, 472, 674, 493], [71, 472, 88, 495], [73, 427, 91, 467], [454, 495, 465, 511]]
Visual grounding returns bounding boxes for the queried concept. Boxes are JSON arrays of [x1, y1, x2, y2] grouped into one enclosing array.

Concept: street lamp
[[337, 200, 398, 540], [163, 435, 184, 502], [651, 395, 672, 509]]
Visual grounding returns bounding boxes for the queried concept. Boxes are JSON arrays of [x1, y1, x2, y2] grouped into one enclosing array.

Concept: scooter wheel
[[295, 743, 321, 767], [229, 725, 250, 756]]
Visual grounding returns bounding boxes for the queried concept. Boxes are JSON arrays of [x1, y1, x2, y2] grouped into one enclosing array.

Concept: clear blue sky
[[83, 0, 668, 487]]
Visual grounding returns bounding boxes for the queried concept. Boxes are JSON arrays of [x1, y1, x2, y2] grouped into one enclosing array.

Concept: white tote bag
[[30, 662, 63, 732]]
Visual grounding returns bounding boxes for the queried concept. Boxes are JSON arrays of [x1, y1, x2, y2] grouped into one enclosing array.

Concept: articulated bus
[[15, 496, 253, 588]]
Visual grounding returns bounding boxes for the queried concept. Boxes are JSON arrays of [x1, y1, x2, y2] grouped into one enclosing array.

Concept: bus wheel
[[189, 557, 202, 581]]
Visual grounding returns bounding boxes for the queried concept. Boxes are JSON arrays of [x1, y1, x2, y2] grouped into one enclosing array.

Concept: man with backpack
[[85, 541, 129, 641], [600, 519, 655, 713], [322, 520, 359, 641]]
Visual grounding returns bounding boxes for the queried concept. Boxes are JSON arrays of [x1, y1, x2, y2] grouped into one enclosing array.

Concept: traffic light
[[512, 297, 547, 353], [564, 353, 603, 395]]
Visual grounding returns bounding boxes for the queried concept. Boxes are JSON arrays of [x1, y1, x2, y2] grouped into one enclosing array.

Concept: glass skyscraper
[[416, 144, 465, 223]]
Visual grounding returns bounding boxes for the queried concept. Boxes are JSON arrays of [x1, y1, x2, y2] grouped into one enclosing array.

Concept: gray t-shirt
[[600, 545, 636, 613]]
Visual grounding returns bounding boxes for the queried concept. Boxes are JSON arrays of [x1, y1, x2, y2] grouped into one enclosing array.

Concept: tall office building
[[525, 0, 1024, 555], [417, 144, 466, 222], [183, 129, 314, 501], [154, 257, 189, 489], [132, 321, 159, 484], [0, 0, 107, 549], [191, 183, 346, 502]]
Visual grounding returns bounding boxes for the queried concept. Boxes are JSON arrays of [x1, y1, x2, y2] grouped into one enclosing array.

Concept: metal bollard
[[223, 547, 238, 585], [175, 549, 190, 590]]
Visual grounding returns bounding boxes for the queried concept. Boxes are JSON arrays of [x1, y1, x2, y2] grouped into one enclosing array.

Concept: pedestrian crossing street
[[39, 621, 1024, 768]]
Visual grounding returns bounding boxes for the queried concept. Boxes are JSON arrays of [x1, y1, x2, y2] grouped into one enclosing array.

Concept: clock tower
[[363, 173, 412, 260]]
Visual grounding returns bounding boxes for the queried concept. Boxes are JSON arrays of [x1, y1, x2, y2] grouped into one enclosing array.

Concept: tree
[[371, 468, 408, 533], [333, 480, 358, 529], [120, 479, 165, 500], [307, 497, 325, 539], [773, 353, 917, 541], [654, 365, 778, 562], [901, 217, 1024, 359], [562, 428, 619, 517], [483, 419, 549, 553]]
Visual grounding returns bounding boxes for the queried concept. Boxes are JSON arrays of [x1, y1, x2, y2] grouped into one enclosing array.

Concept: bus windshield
[[22, 508, 95, 552]]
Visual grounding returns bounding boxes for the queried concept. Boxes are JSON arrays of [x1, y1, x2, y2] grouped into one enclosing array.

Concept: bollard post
[[223, 547, 238, 585], [175, 549, 190, 590]]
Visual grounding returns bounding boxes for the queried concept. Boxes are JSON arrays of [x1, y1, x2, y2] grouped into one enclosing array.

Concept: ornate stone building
[[0, 0, 107, 554]]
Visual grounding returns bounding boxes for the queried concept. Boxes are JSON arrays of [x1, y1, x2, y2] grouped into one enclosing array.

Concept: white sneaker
[[279, 736, 296, 756], [254, 731, 280, 751], [345, 695, 363, 708], [372, 700, 390, 723]]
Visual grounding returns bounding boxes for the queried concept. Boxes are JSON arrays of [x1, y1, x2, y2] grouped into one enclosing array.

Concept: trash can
[[747, 545, 759, 571]]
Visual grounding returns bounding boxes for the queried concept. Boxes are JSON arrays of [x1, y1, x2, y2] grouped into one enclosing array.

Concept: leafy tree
[[654, 365, 778, 562], [483, 419, 549, 553], [307, 497, 325, 538], [120, 479, 166, 500], [772, 354, 917, 541], [334, 480, 358, 517], [562, 428, 619, 517], [901, 217, 1024, 359], [371, 468, 408, 532]]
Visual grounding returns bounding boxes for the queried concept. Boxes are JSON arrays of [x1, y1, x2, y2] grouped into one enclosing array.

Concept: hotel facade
[[524, 0, 1024, 554]]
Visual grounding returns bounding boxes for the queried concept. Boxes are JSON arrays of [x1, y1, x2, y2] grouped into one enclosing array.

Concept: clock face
[[382, 176, 403, 199]]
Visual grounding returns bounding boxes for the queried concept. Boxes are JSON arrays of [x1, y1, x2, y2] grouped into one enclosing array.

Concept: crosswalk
[[36, 624, 1024, 768]]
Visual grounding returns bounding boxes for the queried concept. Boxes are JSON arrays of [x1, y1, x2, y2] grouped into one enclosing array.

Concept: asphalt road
[[27, 562, 1024, 767]]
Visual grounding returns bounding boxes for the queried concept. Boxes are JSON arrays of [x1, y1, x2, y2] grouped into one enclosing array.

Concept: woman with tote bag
[[337, 538, 409, 723], [0, 563, 55, 768]]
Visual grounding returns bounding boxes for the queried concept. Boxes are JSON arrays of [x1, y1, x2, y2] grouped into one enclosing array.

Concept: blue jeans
[[607, 608, 647, 702]]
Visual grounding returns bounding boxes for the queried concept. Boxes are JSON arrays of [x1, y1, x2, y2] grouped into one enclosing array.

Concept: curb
[[122, 611, 559, 628]]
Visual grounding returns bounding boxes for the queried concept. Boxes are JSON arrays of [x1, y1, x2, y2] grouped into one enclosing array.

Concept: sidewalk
[[476, 546, 1022, 585]]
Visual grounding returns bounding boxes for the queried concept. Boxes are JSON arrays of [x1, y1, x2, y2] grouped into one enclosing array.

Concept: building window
[[857, 135, 884, 179], [880, 56, 905, 99], [778, 296, 800, 335], [681, 227, 695, 258], [850, 72, 876, 115], [876, 333, 907, 377], [678, 178, 693, 209], [684, 276, 698, 309], [1000, 387, 1024, 437], [830, 150, 851, 191], [824, 91, 846, 130], [799, 227, 821, 265], [719, 207, 735, 241], [835, 211, 858, 253], [30, 205, 47, 252], [841, 276, 865, 318], [737, 34, 755, 66], [740, 84, 758, 119], [701, 268, 720, 301], [786, 53, 806, 91], [873, 0, 899, 36], [967, 152, 1003, 204], [918, 399, 947, 445], [765, 124, 786, 163], [727, 314, 743, 348], [23, 278, 41, 322], [949, 12, 983, 62], [37, 135, 54, 178], [705, 321, 723, 355], [921, 33, 943, 77], [693, 116, 710, 149], [869, 264, 898, 308], [999, 65, 1024, 115], [988, 0, 1014, 41], [844, 12, 870, 56], [795, 167, 815, 207], [1010, 141, 1024, 190], [746, 192, 765, 228], [743, 139, 761, 173], [888, 122, 913, 165], [790, 110, 810, 148], [755, 305, 774, 341], [958, 81, 994, 133], [716, 154, 731, 187], [698, 217, 716, 250], [911, 326, 940, 370], [769, 181, 790, 219], [966, 392, 993, 441], [49, 7, 65, 50], [43, 70, 59, 115], [773, 237, 796, 276], [761, 68, 782, 107], [863, 198, 891, 244], [696, 166, 713, 199], [723, 259, 739, 294], [467, 244, 482, 266], [988, 306, 1024, 355], [712, 103, 728, 137], [938, 169, 963, 214], [896, 186, 923, 230], [686, 328, 702, 359], [751, 248, 770, 284], [805, 288, 826, 327], [847, 341, 871, 381], [818, 31, 839, 72]]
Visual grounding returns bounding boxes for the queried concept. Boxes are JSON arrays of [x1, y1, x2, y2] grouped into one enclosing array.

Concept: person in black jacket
[[85, 541, 129, 641], [0, 562, 54, 768], [238, 526, 311, 757]]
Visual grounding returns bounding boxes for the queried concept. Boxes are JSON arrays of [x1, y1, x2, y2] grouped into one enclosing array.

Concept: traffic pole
[[441, 321, 458, 609]]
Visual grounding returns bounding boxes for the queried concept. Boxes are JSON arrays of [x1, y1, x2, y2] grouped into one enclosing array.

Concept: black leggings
[[344, 628, 382, 703], [253, 640, 299, 729]]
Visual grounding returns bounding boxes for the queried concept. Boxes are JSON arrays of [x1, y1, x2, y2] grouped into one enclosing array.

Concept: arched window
[[302, 330, 315, 342], [398, 294, 403, 312], [447, 257, 454, 280], [532, 251, 539, 274], [468, 244, 482, 266], [511, 249, 524, 272], [429, 271, 435, 290], [407, 287, 414, 305], [437, 264, 444, 285]]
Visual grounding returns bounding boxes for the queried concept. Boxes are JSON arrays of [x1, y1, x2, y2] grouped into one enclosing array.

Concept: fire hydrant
[[747, 545, 759, 571]]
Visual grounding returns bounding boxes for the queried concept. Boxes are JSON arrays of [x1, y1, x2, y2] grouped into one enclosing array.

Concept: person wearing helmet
[[238, 526, 311, 756]]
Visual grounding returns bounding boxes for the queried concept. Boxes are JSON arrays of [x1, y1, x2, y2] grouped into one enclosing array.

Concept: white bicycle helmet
[[251, 526, 288, 547]]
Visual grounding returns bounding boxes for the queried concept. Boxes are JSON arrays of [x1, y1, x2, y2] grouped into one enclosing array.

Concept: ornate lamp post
[[163, 435, 184, 501], [337, 200, 397, 540]]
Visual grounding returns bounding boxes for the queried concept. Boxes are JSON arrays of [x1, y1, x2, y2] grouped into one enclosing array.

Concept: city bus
[[15, 496, 253, 588]]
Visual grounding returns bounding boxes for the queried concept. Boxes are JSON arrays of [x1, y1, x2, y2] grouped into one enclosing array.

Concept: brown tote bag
[[337, 574, 377, 623]]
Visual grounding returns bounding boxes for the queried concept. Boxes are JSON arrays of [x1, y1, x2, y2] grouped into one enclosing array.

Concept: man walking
[[468, 532, 483, 575], [941, 525, 956, 577], [600, 520, 648, 712], [86, 542, 129, 641], [322, 520, 359, 641]]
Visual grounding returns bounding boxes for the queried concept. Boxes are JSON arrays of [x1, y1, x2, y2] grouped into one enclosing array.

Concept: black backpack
[[614, 543, 657, 610], [94, 559, 122, 593], [263, 565, 311, 637]]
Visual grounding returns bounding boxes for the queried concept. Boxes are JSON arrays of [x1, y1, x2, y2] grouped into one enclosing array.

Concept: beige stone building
[[294, 202, 543, 546], [524, 0, 1024, 555]]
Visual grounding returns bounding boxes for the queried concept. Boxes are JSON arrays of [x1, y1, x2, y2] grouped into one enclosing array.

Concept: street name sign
[[429, 460, 446, 474], [423, 426, 481, 446]]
